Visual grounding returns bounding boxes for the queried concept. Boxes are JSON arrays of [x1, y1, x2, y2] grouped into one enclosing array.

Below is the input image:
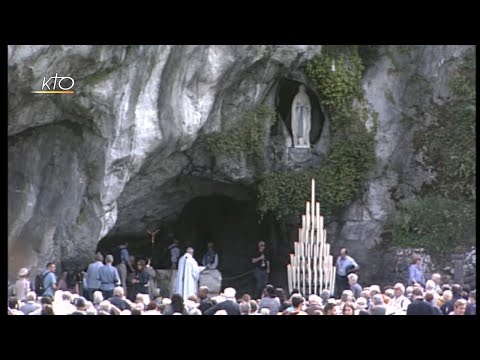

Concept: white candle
[[289, 265, 297, 292], [308, 265, 312, 296], [302, 215, 305, 232], [302, 260, 306, 296], [310, 227, 315, 252], [297, 260, 301, 291], [319, 263, 323, 293], [311, 179, 315, 215], [287, 264, 293, 294], [294, 242, 299, 256], [331, 266, 336, 297], [306, 202, 310, 232], [316, 202, 320, 232]]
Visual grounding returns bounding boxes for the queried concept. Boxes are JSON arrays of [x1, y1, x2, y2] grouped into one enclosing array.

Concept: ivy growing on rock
[[257, 46, 377, 221], [205, 105, 276, 161], [389, 197, 475, 254], [392, 47, 476, 253]]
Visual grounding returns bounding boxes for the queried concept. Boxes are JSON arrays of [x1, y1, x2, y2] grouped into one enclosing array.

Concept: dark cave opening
[[97, 193, 292, 296]]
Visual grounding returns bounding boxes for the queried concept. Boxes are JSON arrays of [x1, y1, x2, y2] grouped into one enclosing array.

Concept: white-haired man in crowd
[[369, 294, 387, 315], [347, 273, 362, 299], [306, 295, 323, 315], [239, 301, 251, 315], [204, 287, 240, 315], [431, 273, 443, 294], [387, 283, 411, 315], [19, 291, 41, 315], [425, 280, 440, 301], [54, 291, 76, 315]]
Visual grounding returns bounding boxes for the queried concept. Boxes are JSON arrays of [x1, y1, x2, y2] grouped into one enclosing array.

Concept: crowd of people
[[7, 243, 476, 315]]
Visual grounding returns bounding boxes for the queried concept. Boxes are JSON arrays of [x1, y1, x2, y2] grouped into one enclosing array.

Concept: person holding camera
[[251, 241, 270, 299]]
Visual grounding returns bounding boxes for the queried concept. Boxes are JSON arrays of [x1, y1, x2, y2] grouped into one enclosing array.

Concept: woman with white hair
[[92, 291, 103, 310], [14, 268, 30, 302]]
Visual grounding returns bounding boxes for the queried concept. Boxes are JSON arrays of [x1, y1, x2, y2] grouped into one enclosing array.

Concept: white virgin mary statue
[[291, 84, 311, 147]]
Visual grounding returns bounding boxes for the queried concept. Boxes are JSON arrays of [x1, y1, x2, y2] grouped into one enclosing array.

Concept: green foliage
[[305, 46, 364, 115], [390, 197, 475, 253], [392, 48, 476, 254], [257, 46, 376, 221], [413, 49, 476, 201], [205, 105, 276, 160], [257, 170, 311, 220], [316, 126, 376, 216]]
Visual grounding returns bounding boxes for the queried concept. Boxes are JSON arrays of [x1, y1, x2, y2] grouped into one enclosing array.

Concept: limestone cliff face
[[331, 45, 473, 282], [8, 45, 473, 285], [8, 45, 322, 278]]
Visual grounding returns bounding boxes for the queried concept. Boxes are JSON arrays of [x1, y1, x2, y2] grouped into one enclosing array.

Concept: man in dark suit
[[406, 288, 435, 315], [203, 287, 240, 315]]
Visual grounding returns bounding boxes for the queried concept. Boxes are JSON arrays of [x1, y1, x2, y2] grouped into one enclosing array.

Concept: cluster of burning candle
[[287, 179, 336, 296]]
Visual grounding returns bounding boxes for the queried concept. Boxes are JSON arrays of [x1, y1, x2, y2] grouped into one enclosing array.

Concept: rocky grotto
[[8, 45, 476, 292]]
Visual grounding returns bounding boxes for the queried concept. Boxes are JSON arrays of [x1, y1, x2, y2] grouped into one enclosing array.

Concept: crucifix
[[147, 228, 160, 249]]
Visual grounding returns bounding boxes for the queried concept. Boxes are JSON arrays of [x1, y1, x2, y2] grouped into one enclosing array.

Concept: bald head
[[186, 247, 194, 255]]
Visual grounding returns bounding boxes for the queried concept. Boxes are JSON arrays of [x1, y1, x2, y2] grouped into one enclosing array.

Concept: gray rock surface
[[327, 45, 474, 280], [8, 45, 322, 279], [8, 45, 474, 288]]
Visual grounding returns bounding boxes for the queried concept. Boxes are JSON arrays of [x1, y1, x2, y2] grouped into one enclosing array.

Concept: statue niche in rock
[[291, 84, 311, 148]]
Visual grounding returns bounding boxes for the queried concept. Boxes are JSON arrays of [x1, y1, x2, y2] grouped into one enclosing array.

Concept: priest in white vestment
[[175, 247, 201, 301]]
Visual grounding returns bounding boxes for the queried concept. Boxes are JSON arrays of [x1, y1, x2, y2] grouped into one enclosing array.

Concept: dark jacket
[[406, 299, 435, 315], [203, 299, 240, 315], [440, 295, 462, 316], [198, 297, 214, 314]]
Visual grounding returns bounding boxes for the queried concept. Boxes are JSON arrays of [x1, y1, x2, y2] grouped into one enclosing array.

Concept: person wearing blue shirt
[[42, 262, 57, 297], [85, 253, 104, 301], [335, 248, 359, 298], [408, 256, 425, 287], [98, 254, 121, 300]]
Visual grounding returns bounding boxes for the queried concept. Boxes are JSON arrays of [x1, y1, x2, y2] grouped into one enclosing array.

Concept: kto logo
[[31, 73, 75, 94]]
